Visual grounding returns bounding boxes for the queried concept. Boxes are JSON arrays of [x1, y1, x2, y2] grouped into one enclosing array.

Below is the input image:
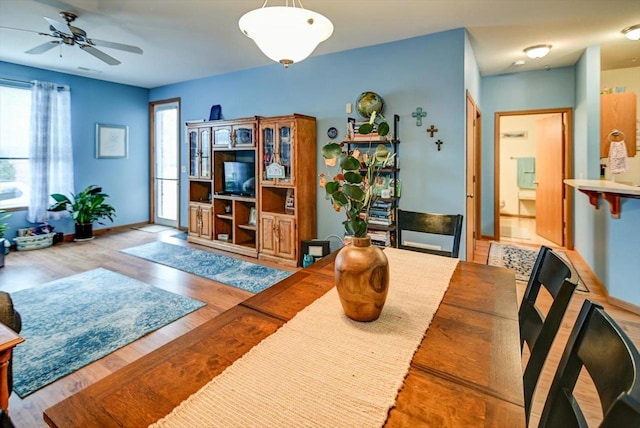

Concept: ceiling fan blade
[[0, 25, 48, 35], [90, 39, 143, 54], [26, 41, 62, 54], [44, 17, 71, 35], [80, 45, 120, 65]]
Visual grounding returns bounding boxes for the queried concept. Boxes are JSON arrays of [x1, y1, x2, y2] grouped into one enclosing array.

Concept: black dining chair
[[538, 300, 640, 427], [520, 246, 578, 425], [396, 210, 463, 258]]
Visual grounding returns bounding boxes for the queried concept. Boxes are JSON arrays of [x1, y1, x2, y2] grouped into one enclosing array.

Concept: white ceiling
[[0, 0, 639, 89]]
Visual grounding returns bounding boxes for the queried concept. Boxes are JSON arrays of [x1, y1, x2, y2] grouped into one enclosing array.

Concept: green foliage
[[0, 209, 10, 238], [357, 111, 390, 137], [48, 185, 116, 225], [0, 160, 16, 181], [320, 142, 394, 238]]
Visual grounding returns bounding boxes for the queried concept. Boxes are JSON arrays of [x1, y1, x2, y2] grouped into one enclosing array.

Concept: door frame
[[466, 92, 482, 261], [149, 97, 181, 226], [493, 107, 574, 249]]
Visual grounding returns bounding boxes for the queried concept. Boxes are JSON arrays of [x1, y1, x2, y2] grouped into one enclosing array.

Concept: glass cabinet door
[[200, 128, 211, 178], [188, 129, 198, 177], [234, 125, 255, 147], [213, 126, 232, 147], [261, 125, 276, 183], [279, 124, 293, 183]]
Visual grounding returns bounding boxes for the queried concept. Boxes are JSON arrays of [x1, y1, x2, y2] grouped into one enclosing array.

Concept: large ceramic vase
[[335, 236, 389, 322]]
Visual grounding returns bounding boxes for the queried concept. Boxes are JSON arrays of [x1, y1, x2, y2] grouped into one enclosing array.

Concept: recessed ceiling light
[[622, 24, 640, 41], [524, 44, 552, 59], [513, 60, 525, 66]]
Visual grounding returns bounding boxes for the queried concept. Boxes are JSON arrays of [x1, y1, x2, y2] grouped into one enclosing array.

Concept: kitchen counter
[[565, 179, 640, 218]]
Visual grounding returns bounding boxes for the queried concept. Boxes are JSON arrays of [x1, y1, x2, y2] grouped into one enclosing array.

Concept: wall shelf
[[565, 179, 640, 218]]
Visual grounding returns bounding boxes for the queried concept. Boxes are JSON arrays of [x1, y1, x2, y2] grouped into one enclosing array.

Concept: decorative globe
[[356, 91, 384, 119]]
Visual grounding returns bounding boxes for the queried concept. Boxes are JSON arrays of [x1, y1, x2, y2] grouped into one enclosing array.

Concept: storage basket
[[14, 233, 55, 251]]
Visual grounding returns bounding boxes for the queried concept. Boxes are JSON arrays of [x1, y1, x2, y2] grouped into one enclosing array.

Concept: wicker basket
[[14, 233, 55, 251]]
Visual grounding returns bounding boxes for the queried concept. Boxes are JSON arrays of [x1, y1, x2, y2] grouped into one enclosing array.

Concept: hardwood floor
[[0, 228, 638, 427]]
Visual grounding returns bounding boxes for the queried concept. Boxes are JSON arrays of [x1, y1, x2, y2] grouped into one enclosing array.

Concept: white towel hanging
[[608, 129, 629, 174]]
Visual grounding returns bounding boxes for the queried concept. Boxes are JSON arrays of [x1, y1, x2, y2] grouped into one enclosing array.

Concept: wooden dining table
[[44, 250, 524, 427]]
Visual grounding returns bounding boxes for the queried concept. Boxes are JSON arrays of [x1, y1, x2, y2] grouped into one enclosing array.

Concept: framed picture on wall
[[96, 123, 128, 159]]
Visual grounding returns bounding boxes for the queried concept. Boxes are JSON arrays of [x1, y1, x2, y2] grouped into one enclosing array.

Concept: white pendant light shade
[[524, 44, 552, 59], [622, 24, 640, 41], [239, 5, 333, 67]]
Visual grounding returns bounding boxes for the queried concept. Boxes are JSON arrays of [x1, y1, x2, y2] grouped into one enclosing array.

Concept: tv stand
[[186, 114, 317, 266]]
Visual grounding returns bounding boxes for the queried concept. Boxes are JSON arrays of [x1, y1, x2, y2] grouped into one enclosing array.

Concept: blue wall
[[151, 29, 471, 257], [0, 61, 150, 236], [572, 46, 640, 307], [480, 67, 576, 236]]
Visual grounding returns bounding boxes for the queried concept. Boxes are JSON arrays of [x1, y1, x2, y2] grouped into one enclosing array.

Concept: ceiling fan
[[1, 11, 143, 65]]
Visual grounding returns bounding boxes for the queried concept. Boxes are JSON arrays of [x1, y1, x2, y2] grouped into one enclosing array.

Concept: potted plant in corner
[[48, 185, 116, 241], [0, 209, 9, 267]]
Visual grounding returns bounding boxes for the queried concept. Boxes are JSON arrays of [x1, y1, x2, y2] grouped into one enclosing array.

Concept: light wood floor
[[0, 228, 638, 427]]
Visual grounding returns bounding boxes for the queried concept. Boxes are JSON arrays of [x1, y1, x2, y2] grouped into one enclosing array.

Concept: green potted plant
[[48, 185, 116, 241], [0, 209, 9, 267]]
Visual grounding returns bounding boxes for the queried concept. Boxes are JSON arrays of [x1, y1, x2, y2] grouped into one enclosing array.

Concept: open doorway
[[495, 108, 573, 249]]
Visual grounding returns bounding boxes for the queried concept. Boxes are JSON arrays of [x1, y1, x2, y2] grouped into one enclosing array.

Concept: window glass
[[0, 85, 31, 209]]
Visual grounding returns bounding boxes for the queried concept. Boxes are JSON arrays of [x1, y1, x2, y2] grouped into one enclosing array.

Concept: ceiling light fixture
[[622, 24, 640, 41], [524, 44, 552, 59], [239, 0, 333, 68]]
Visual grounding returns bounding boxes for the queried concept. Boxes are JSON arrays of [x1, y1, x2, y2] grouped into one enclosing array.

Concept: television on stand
[[223, 161, 255, 197]]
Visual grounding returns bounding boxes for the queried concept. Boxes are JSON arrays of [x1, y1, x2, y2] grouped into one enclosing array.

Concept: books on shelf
[[368, 230, 392, 247]]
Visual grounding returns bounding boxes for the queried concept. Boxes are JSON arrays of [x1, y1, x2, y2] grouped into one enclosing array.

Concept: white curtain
[[28, 81, 75, 223]]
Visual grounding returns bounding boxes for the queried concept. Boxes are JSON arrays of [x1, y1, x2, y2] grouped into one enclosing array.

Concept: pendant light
[[239, 0, 333, 68]]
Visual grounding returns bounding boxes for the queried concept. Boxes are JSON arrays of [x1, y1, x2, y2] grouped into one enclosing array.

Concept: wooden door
[[260, 213, 276, 255], [465, 93, 478, 261], [200, 205, 212, 239], [276, 216, 296, 260], [535, 114, 564, 245], [188, 204, 200, 236]]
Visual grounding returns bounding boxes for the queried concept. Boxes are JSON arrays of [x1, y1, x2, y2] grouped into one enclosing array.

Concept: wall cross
[[435, 139, 444, 151], [427, 124, 439, 137], [411, 107, 427, 126]]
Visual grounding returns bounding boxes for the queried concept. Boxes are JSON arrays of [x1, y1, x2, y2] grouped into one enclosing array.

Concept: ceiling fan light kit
[[622, 24, 640, 41], [239, 1, 333, 68], [18, 11, 142, 65], [524, 44, 552, 59]]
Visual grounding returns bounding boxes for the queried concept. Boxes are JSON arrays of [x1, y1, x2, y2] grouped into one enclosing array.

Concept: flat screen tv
[[223, 161, 255, 196]]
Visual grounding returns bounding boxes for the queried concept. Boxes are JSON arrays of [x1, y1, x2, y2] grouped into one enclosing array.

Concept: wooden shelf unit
[[187, 114, 316, 265]]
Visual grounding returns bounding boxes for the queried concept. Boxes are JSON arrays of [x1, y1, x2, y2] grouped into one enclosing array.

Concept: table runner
[[151, 248, 459, 427]]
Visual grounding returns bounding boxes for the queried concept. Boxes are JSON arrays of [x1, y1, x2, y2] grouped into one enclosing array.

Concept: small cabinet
[[600, 92, 637, 158], [260, 213, 296, 260], [259, 119, 295, 185], [187, 125, 211, 179], [212, 117, 258, 148], [188, 203, 211, 238]]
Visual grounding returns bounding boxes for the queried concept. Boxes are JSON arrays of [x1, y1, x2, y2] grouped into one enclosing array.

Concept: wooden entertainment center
[[186, 114, 316, 267]]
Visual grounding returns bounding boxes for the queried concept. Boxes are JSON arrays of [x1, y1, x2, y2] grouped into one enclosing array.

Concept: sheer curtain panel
[[28, 81, 74, 223]]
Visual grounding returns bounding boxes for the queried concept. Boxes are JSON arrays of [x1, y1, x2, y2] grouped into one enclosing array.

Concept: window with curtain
[[0, 85, 31, 210], [28, 81, 75, 223]]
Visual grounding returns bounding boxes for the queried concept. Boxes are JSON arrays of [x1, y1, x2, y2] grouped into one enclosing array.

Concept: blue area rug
[[121, 241, 292, 293], [11, 268, 205, 397]]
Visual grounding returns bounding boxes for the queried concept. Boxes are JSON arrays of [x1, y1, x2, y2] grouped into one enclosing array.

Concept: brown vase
[[335, 236, 389, 322]]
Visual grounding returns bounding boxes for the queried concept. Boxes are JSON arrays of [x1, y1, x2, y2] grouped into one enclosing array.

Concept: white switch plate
[[346, 103, 352, 114]]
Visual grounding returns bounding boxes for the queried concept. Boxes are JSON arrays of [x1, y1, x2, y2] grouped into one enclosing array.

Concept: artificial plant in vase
[[319, 141, 394, 322], [48, 185, 116, 241]]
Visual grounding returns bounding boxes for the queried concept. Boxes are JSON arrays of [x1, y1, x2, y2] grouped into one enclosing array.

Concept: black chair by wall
[[539, 300, 640, 427], [396, 210, 463, 258], [520, 245, 578, 425]]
